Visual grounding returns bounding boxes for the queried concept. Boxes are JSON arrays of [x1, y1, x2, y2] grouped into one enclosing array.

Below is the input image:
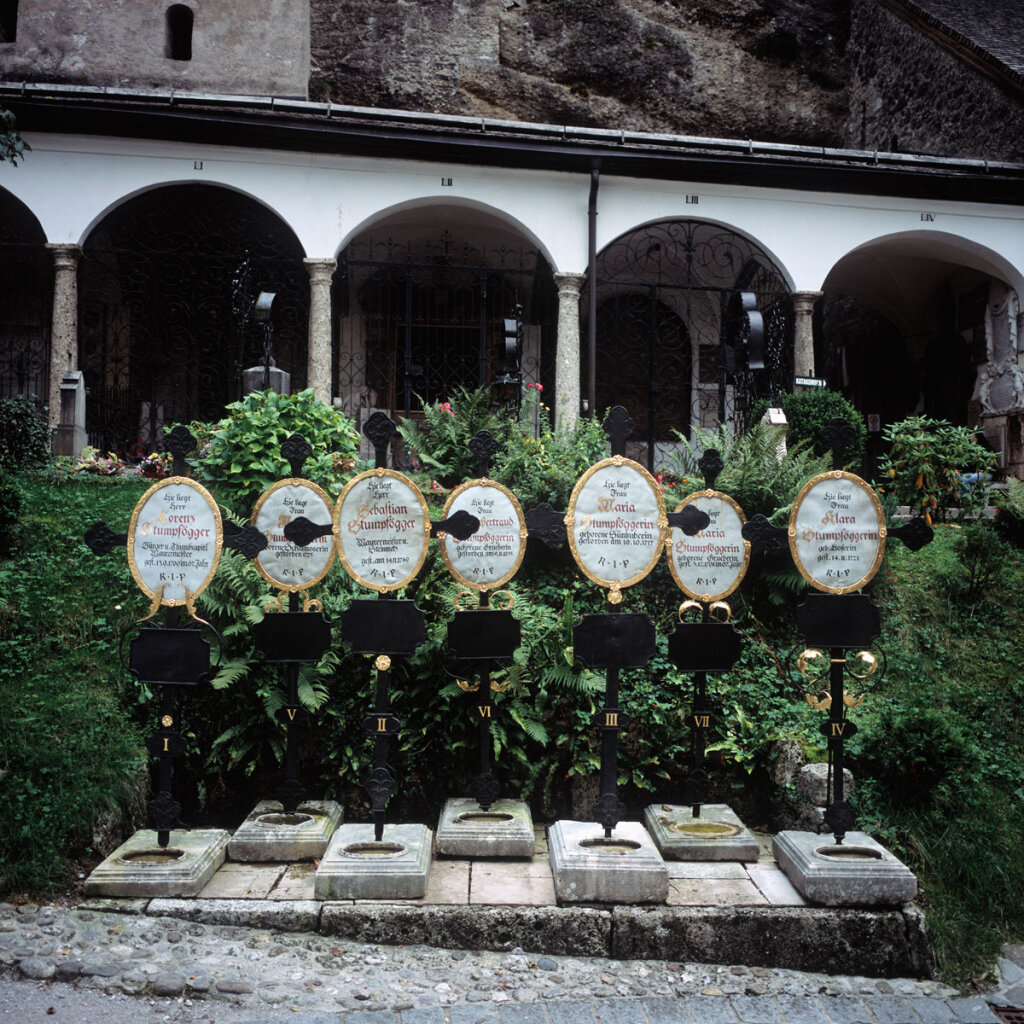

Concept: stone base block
[[314, 823, 433, 900], [83, 829, 229, 898], [435, 797, 534, 858], [772, 830, 918, 907], [643, 803, 760, 861], [227, 799, 343, 862], [548, 820, 668, 904]]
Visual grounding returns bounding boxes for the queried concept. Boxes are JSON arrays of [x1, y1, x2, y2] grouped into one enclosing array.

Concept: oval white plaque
[[565, 456, 666, 596], [789, 470, 886, 594], [252, 478, 335, 591], [441, 479, 526, 590], [334, 468, 430, 592], [127, 477, 223, 606], [667, 490, 750, 602]]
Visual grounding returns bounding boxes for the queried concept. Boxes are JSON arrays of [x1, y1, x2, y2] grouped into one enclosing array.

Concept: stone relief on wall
[[979, 284, 1023, 416]]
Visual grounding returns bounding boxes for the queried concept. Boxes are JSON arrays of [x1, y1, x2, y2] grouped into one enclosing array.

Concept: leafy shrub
[[0, 395, 50, 474], [946, 521, 1015, 603], [878, 416, 995, 523], [748, 388, 866, 467], [0, 471, 23, 554], [664, 421, 829, 521], [493, 387, 612, 510], [852, 705, 977, 806], [993, 476, 1024, 548], [0, 477, 147, 892], [187, 389, 362, 517], [396, 386, 505, 487]]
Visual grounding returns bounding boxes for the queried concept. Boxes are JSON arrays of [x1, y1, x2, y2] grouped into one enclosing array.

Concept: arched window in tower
[[0, 0, 18, 44], [165, 4, 193, 61]]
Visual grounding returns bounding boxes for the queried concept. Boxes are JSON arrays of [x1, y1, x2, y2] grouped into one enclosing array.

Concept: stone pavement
[[0, 898, 1006, 1024], [1, 824, 1020, 1024]]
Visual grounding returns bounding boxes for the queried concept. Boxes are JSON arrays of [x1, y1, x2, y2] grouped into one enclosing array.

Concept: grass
[[850, 524, 1024, 985], [2, 476, 1023, 987], [0, 474, 149, 892]]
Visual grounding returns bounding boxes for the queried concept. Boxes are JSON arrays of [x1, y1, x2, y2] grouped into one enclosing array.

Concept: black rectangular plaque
[[129, 628, 211, 686], [252, 612, 333, 664], [447, 610, 522, 661], [796, 593, 881, 649], [340, 599, 427, 655], [573, 613, 657, 670], [668, 622, 742, 673]]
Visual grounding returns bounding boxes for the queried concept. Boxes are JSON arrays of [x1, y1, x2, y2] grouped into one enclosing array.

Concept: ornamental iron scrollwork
[[79, 185, 308, 453], [586, 220, 792, 468], [333, 232, 556, 447], [0, 193, 50, 414]]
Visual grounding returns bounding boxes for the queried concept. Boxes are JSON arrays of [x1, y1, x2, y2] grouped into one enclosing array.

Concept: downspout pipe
[[588, 165, 599, 418]]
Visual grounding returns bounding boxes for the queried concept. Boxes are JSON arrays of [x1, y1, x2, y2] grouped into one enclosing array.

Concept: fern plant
[[664, 420, 830, 520], [397, 386, 505, 488]]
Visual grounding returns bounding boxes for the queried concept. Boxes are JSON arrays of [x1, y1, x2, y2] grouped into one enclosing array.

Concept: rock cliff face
[[311, 0, 851, 146]]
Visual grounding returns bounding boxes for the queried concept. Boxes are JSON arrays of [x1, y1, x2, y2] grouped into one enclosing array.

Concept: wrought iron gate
[[588, 220, 792, 468], [0, 192, 51, 413], [333, 232, 555, 431], [79, 185, 308, 453]]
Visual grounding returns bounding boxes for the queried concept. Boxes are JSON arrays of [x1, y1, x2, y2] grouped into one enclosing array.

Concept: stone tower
[[0, 0, 309, 98]]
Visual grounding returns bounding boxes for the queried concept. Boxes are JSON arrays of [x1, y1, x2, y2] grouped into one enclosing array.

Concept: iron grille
[[586, 220, 792, 468], [0, 190, 52, 414], [333, 231, 555, 439], [78, 185, 308, 453]]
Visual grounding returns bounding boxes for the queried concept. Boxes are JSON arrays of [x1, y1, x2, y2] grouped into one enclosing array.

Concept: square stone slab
[[772, 830, 918, 906], [548, 820, 668, 904], [227, 799, 343, 862], [471, 858, 557, 905], [314, 823, 433, 900], [435, 797, 535, 858], [643, 803, 760, 861], [84, 829, 229, 898]]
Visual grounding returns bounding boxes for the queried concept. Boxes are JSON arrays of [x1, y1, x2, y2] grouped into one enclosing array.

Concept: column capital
[[791, 290, 823, 312], [304, 257, 337, 281], [553, 272, 586, 294], [46, 243, 82, 268]]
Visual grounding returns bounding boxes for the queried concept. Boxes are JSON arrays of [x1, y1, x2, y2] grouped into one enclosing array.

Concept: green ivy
[[0, 396, 50, 474]]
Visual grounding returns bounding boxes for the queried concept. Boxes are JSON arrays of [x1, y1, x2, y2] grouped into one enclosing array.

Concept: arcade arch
[[78, 183, 308, 451], [820, 231, 1023, 474], [0, 187, 50, 413], [331, 202, 557, 438], [586, 219, 793, 468]]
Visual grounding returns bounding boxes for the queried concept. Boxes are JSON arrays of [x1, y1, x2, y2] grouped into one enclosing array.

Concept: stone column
[[304, 257, 337, 405], [554, 273, 585, 431], [791, 290, 822, 388], [47, 244, 82, 432]]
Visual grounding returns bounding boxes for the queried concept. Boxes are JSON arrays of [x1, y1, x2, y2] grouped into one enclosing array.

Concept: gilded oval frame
[[127, 475, 223, 606], [789, 470, 886, 595], [564, 455, 668, 593], [334, 467, 431, 593], [666, 489, 750, 602], [251, 477, 337, 593], [440, 477, 527, 591]]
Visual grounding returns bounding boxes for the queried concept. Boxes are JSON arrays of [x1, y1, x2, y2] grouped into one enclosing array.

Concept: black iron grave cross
[[529, 406, 710, 835], [249, 433, 334, 813], [442, 429, 525, 810], [284, 412, 479, 841], [84, 424, 268, 847], [741, 417, 933, 844], [664, 448, 745, 817]]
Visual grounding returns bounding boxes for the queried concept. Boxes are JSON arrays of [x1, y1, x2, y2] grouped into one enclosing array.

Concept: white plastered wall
[[3, 133, 1023, 296]]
